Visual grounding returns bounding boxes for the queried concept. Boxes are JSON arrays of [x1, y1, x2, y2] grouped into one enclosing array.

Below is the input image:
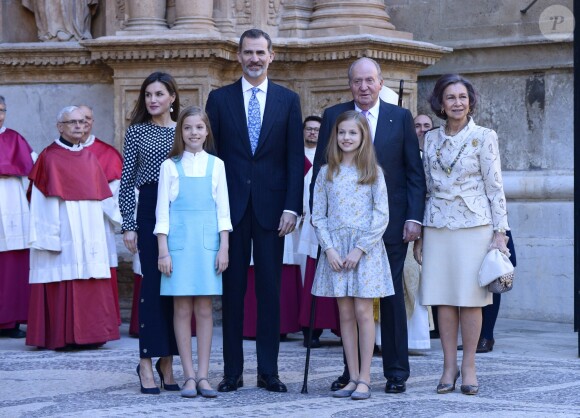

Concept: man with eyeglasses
[[26, 105, 120, 350]]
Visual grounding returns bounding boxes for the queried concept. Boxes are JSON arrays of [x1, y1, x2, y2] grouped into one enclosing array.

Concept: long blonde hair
[[325, 110, 378, 184]]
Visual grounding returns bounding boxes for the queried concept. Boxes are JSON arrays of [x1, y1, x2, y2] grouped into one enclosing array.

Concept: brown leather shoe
[[476, 338, 495, 353]]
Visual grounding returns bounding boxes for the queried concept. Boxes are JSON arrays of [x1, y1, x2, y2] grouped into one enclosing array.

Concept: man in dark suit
[[206, 29, 304, 393], [311, 57, 426, 394]]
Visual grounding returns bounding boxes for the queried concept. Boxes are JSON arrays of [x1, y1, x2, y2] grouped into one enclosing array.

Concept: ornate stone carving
[[233, 0, 251, 25], [22, 0, 99, 42], [115, 0, 127, 29], [268, 0, 282, 26]]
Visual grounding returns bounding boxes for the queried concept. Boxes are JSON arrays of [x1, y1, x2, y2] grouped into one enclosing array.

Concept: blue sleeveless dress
[[160, 156, 222, 296]]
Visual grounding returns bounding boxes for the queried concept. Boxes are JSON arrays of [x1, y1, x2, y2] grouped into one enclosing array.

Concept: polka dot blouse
[[119, 122, 175, 232]]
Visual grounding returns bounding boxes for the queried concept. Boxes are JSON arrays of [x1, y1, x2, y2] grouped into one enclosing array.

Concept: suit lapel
[[226, 79, 253, 156], [254, 80, 279, 154], [374, 99, 395, 149]]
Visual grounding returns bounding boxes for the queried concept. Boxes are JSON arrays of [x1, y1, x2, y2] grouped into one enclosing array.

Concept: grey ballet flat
[[351, 380, 372, 400], [333, 379, 358, 398], [180, 377, 197, 398], [196, 377, 218, 398]]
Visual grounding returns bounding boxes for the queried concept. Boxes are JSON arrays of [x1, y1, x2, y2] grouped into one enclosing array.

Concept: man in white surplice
[[26, 105, 120, 349]]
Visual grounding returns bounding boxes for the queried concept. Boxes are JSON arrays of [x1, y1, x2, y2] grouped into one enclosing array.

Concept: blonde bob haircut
[[167, 105, 216, 160], [325, 110, 378, 185]]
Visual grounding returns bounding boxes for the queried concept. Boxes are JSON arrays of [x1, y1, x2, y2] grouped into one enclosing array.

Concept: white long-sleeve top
[[154, 150, 232, 235]]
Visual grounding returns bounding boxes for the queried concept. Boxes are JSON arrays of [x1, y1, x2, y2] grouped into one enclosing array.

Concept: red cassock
[[0, 129, 34, 330], [298, 257, 340, 332], [242, 265, 303, 338], [84, 137, 123, 325], [26, 142, 120, 349]]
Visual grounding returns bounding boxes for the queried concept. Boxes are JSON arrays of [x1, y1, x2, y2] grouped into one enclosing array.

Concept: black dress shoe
[[217, 375, 243, 392], [476, 338, 495, 353], [7, 328, 26, 338], [385, 377, 406, 393], [257, 374, 287, 392], [330, 373, 350, 391], [0, 327, 26, 338]]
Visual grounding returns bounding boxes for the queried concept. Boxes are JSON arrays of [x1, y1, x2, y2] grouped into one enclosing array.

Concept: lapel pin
[[472, 139, 479, 147]]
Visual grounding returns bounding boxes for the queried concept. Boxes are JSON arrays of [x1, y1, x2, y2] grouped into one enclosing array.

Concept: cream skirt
[[419, 225, 493, 307]]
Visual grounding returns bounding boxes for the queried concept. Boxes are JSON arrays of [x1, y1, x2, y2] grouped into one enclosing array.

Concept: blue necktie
[[248, 87, 261, 154]]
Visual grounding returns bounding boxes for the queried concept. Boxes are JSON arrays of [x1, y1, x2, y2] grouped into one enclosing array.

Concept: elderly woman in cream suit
[[414, 74, 509, 396]]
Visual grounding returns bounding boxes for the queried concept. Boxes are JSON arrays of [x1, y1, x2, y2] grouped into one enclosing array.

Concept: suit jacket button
[[247, 179, 251, 184]]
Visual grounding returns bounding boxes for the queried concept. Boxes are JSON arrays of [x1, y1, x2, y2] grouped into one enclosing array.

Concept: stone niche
[[0, 0, 448, 322]]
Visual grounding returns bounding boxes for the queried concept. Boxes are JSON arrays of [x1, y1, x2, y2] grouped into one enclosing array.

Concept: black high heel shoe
[[136, 364, 160, 395], [155, 358, 180, 391], [437, 370, 460, 394]]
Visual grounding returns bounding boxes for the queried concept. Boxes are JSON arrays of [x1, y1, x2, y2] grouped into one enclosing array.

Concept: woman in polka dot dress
[[119, 72, 181, 395]]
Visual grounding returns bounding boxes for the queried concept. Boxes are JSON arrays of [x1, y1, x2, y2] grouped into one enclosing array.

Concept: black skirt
[[136, 183, 178, 358]]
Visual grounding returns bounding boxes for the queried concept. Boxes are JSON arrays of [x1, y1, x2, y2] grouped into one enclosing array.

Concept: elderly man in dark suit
[[311, 57, 426, 394], [206, 28, 304, 393]]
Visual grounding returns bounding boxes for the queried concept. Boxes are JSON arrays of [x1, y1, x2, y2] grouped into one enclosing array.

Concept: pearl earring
[[170, 106, 174, 113]]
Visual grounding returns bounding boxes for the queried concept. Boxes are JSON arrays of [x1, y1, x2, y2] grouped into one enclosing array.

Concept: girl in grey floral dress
[[312, 110, 393, 400]]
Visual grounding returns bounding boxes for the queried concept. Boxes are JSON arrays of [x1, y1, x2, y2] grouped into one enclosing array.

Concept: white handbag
[[478, 249, 514, 293]]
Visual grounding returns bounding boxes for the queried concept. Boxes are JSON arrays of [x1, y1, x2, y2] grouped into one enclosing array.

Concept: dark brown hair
[[238, 29, 273, 52], [429, 74, 478, 120], [130, 72, 180, 125]]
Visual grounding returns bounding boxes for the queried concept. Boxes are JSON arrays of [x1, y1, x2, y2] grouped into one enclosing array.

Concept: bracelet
[[158, 254, 170, 260], [494, 228, 507, 234]]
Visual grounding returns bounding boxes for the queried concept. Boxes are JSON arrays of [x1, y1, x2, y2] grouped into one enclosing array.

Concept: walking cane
[[398, 79, 404, 107], [301, 294, 317, 394]]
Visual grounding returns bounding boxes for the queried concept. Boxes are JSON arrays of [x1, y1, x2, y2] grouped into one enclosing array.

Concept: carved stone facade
[[0, 0, 572, 323]]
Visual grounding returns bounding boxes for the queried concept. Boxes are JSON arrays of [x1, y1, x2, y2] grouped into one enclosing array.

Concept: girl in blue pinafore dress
[[155, 106, 232, 398], [311, 111, 393, 400]]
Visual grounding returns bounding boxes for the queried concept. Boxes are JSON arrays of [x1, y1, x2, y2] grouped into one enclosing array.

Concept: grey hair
[[347, 57, 384, 83], [0, 95, 5, 106], [57, 106, 79, 122]]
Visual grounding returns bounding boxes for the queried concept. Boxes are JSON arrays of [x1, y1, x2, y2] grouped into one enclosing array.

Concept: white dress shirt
[[354, 99, 380, 141], [241, 76, 268, 123], [154, 150, 232, 235]]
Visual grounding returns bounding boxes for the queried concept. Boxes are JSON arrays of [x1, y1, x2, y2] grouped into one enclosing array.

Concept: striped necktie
[[248, 87, 261, 154]]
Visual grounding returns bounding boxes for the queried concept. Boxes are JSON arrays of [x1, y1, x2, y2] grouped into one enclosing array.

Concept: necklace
[[436, 142, 467, 176]]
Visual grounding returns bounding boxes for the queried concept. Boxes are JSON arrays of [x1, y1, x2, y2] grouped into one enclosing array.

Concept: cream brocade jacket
[[422, 117, 509, 231]]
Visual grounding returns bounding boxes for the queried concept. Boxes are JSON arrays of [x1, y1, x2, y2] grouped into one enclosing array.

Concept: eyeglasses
[[305, 127, 319, 132], [59, 119, 86, 126]]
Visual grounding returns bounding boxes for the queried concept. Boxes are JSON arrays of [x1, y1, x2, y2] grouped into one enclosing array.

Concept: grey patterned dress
[[311, 164, 394, 298]]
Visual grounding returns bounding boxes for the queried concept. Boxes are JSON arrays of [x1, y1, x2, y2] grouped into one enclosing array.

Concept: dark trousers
[[136, 184, 178, 359], [380, 242, 410, 381], [481, 293, 501, 340], [222, 201, 284, 376]]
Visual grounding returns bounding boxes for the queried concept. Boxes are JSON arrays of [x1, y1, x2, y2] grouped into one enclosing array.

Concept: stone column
[[123, 0, 168, 32], [171, 0, 218, 34], [278, 0, 313, 37], [308, 0, 396, 36], [213, 0, 235, 35]]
